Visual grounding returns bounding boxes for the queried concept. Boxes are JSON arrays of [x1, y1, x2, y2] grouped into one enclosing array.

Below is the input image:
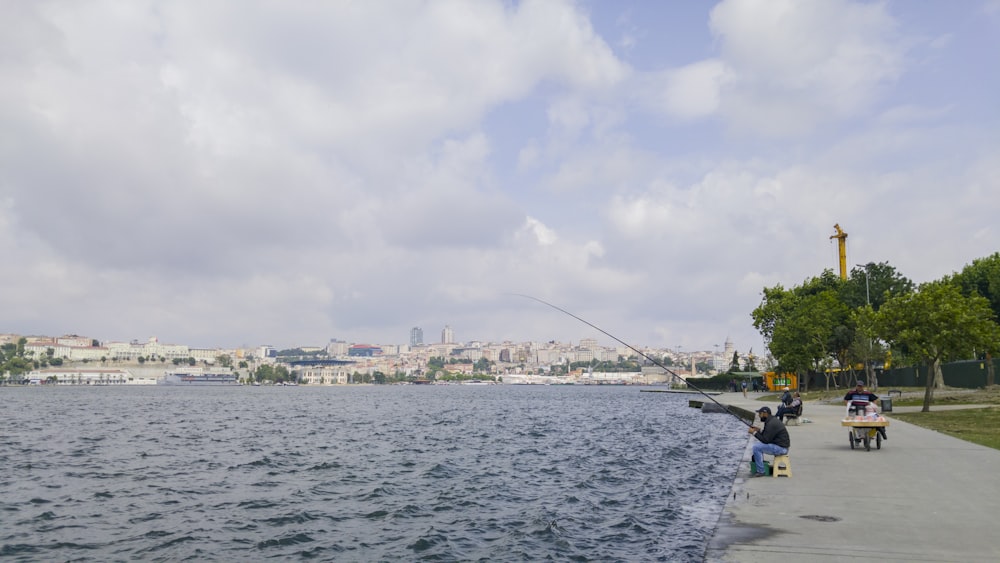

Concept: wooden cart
[[841, 417, 889, 451]]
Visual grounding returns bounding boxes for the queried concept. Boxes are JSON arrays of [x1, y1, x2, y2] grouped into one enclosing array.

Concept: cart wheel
[[849, 431, 855, 449], [863, 434, 871, 451], [876, 432, 882, 450]]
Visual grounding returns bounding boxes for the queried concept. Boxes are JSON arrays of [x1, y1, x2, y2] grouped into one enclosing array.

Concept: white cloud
[[0, 0, 996, 356], [709, 0, 905, 135], [640, 60, 731, 119]]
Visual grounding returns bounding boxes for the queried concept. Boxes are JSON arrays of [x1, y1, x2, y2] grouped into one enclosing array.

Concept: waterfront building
[[299, 366, 350, 385], [25, 338, 108, 361], [27, 368, 137, 385]]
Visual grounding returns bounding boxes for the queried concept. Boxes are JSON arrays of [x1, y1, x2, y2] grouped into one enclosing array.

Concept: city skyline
[[7, 329, 747, 361]]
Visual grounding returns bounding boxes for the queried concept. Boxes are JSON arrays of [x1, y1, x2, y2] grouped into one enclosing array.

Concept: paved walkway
[[704, 392, 1000, 562]]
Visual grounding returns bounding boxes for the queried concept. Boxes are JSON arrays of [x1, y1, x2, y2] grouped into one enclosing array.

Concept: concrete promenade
[[704, 392, 1000, 562]]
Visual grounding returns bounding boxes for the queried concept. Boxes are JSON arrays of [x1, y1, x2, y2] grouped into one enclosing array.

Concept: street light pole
[[856, 263, 874, 389], [856, 263, 871, 307]]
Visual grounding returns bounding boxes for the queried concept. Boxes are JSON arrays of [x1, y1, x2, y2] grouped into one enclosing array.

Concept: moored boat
[[158, 368, 240, 386]]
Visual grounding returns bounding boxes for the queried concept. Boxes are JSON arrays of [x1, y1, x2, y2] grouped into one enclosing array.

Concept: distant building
[[410, 327, 423, 347], [327, 339, 349, 356], [441, 325, 454, 344], [348, 344, 382, 357], [453, 346, 483, 361], [27, 368, 136, 385]]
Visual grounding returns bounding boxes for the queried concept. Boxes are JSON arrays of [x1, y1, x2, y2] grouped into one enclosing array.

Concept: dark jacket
[[780, 390, 793, 405], [754, 416, 790, 449]]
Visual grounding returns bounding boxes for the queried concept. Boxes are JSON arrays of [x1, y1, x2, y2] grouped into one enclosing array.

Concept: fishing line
[[508, 293, 754, 427]]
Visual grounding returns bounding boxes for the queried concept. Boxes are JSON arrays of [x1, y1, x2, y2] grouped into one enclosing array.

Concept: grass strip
[[890, 407, 1000, 450]]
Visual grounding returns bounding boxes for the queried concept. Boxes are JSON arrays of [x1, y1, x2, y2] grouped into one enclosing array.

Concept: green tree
[[945, 252, 1000, 386], [275, 365, 290, 383], [473, 357, 492, 374], [946, 252, 1000, 319], [755, 284, 846, 389], [847, 262, 915, 311], [254, 364, 275, 383], [427, 357, 445, 372], [876, 281, 1000, 411]]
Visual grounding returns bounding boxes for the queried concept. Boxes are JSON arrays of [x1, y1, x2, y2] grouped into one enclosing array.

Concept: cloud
[[630, 0, 908, 135], [639, 59, 731, 119], [708, 0, 905, 135], [0, 0, 996, 358]]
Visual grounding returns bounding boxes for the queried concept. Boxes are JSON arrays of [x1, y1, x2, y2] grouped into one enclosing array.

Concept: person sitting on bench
[[775, 392, 802, 422]]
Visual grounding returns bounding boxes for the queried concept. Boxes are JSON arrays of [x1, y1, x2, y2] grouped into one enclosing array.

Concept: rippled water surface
[[1, 385, 745, 561]]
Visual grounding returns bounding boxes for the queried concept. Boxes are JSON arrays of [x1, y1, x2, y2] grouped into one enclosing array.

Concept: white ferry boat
[[158, 368, 240, 386]]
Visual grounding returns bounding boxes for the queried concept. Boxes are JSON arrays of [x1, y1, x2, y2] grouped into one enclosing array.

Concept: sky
[[2, 0, 999, 355]]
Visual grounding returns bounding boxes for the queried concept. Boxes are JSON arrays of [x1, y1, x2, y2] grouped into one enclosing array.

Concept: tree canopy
[[753, 255, 1000, 408]]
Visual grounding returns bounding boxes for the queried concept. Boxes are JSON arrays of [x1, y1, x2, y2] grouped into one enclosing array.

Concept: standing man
[[747, 406, 790, 477], [780, 386, 793, 406]]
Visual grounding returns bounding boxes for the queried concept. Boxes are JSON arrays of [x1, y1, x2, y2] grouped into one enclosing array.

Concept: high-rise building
[[327, 339, 349, 356], [410, 327, 423, 347], [441, 325, 454, 344]]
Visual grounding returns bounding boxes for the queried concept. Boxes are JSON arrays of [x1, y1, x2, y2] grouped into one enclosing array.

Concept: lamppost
[[856, 262, 874, 389], [675, 345, 683, 385], [856, 263, 871, 307]]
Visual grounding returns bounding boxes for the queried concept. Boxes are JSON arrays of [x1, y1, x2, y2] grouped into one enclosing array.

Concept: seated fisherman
[[844, 380, 887, 440], [747, 406, 790, 477], [775, 392, 802, 422]]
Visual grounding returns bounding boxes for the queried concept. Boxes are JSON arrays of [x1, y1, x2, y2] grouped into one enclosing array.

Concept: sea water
[[0, 385, 745, 561]]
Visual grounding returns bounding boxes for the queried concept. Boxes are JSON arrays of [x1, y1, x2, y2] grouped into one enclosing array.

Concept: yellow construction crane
[[830, 223, 848, 280]]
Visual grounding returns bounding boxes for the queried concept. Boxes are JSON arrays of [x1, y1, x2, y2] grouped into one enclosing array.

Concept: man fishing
[[747, 406, 790, 477]]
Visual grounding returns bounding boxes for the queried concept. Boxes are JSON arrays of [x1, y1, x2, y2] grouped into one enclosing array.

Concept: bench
[[887, 389, 902, 398], [783, 403, 804, 425]]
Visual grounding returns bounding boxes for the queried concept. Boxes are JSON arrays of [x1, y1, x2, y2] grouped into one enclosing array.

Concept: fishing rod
[[509, 293, 754, 427]]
